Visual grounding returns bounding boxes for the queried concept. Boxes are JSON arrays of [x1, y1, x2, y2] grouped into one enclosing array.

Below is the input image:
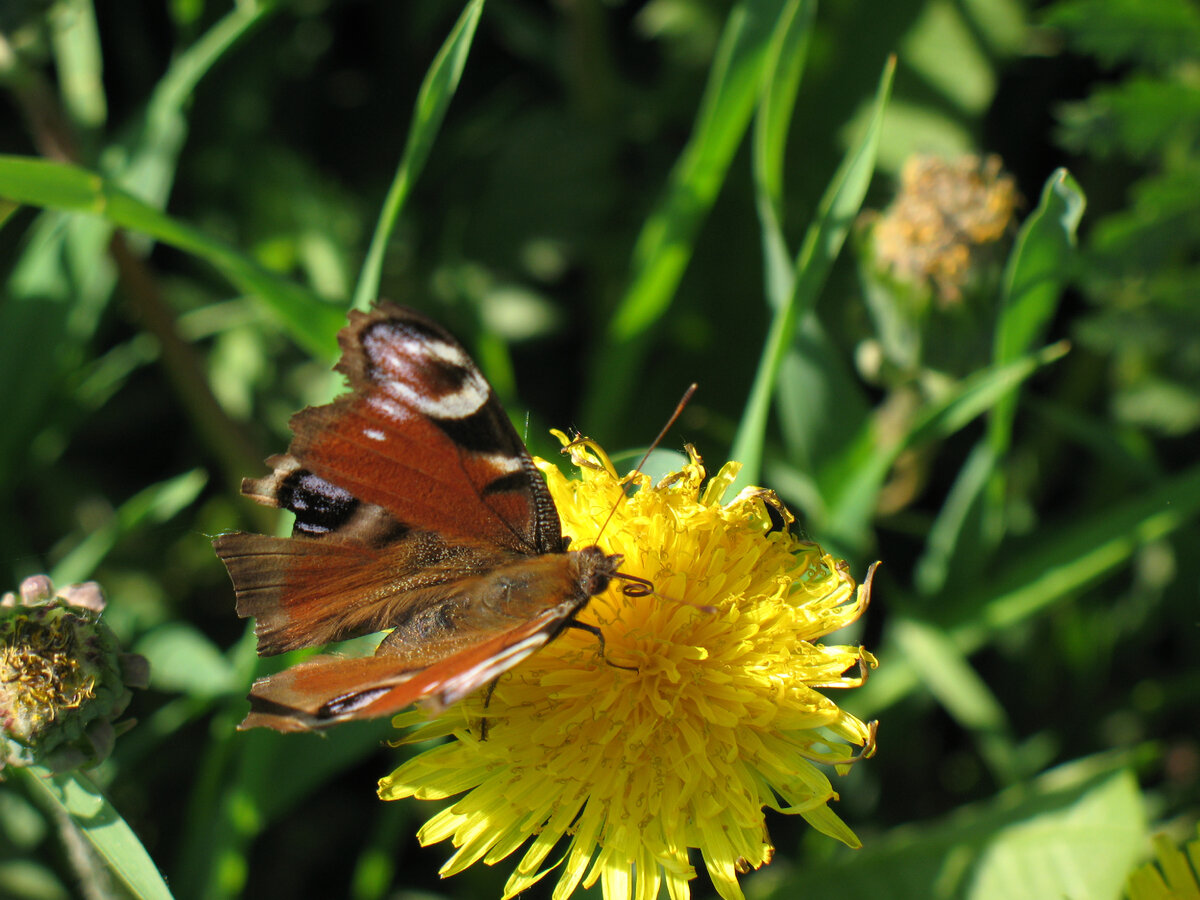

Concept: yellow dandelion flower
[[379, 434, 878, 900]]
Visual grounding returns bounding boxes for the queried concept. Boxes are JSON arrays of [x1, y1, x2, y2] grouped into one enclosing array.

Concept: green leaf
[[117, 1, 279, 207], [856, 458, 1200, 717], [731, 56, 896, 491], [902, 0, 995, 115], [583, 0, 790, 431], [19, 767, 174, 900], [989, 168, 1086, 458], [49, 468, 208, 585], [781, 763, 1144, 900], [49, 0, 108, 129], [967, 771, 1143, 900], [0, 156, 343, 359], [0, 860, 68, 900], [136, 623, 239, 698], [354, 0, 486, 311]]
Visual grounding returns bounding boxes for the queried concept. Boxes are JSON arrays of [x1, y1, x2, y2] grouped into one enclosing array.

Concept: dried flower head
[[1, 576, 148, 772], [868, 154, 1018, 305]]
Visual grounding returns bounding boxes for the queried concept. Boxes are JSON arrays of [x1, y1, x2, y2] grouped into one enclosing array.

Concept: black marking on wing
[[432, 403, 513, 454], [482, 471, 532, 497], [321, 686, 393, 718], [278, 469, 359, 536]]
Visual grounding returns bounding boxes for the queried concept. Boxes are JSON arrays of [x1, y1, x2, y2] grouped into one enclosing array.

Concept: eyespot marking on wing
[[361, 320, 490, 421], [277, 469, 358, 536]]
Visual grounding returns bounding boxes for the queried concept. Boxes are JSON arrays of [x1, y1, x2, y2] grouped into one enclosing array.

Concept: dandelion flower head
[[379, 434, 878, 900]]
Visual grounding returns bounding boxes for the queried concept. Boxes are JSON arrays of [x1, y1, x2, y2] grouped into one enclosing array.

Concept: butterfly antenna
[[632, 383, 698, 478], [592, 383, 698, 546]]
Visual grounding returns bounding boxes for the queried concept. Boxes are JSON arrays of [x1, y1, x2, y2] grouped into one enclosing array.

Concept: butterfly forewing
[[294, 307, 563, 555]]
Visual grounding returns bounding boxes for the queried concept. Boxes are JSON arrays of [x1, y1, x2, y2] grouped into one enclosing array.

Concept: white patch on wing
[[363, 427, 386, 442], [472, 452, 524, 475], [426, 631, 553, 711], [367, 394, 411, 423], [413, 382, 490, 420]]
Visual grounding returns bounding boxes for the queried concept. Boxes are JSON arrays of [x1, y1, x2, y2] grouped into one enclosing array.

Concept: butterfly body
[[214, 304, 622, 732]]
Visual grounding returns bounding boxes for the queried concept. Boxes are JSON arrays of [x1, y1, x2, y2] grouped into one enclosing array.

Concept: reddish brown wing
[[238, 604, 574, 732], [212, 529, 514, 655], [214, 304, 565, 657], [292, 304, 562, 556], [222, 532, 620, 732]]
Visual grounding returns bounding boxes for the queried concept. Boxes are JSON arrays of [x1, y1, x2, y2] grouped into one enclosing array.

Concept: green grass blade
[[892, 616, 1008, 735], [905, 343, 1071, 449], [989, 169, 1085, 457], [173, 723, 391, 898], [49, 468, 208, 585], [856, 459, 1200, 717], [892, 614, 1023, 782], [731, 56, 895, 488], [118, 1, 279, 206], [0, 155, 343, 358], [821, 341, 1068, 552], [913, 441, 998, 596], [49, 0, 107, 129], [907, 173, 1086, 595], [753, 0, 815, 308], [609, 0, 784, 341], [354, 0, 485, 311], [350, 802, 413, 900], [583, 0, 788, 431], [20, 767, 174, 900]]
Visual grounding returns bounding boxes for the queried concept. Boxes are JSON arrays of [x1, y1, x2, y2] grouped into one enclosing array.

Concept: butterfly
[[213, 303, 645, 732]]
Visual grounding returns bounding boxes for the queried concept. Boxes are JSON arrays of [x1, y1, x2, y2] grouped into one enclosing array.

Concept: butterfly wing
[[238, 603, 576, 732], [290, 304, 562, 555], [214, 304, 566, 658], [227, 540, 611, 732]]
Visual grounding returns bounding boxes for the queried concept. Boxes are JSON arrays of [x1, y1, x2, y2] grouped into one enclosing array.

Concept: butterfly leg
[[564, 621, 638, 672], [478, 678, 499, 740]]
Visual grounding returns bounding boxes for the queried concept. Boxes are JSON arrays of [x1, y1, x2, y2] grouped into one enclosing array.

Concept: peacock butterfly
[[214, 303, 640, 732]]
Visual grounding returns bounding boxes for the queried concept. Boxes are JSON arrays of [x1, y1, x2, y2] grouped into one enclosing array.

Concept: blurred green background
[[0, 0, 1198, 898]]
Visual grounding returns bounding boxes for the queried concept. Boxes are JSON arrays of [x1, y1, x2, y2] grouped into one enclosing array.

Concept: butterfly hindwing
[[238, 603, 574, 731], [212, 529, 515, 655]]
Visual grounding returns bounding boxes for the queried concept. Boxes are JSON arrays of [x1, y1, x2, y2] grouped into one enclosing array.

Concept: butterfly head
[[572, 545, 623, 599], [572, 544, 657, 601]]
